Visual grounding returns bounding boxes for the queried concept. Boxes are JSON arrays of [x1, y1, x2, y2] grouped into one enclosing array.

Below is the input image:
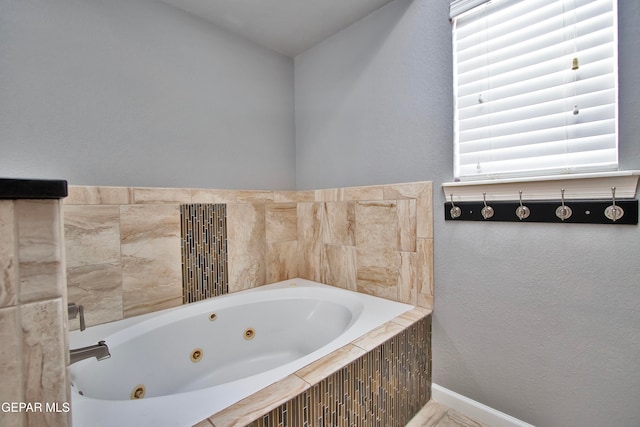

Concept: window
[[450, 0, 618, 182]]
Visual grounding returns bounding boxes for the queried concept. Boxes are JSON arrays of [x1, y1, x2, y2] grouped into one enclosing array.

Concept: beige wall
[[0, 200, 69, 427], [64, 181, 433, 329]]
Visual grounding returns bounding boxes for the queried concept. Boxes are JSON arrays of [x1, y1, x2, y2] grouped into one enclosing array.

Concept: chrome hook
[[481, 192, 494, 219], [515, 191, 530, 220], [555, 188, 573, 221], [449, 194, 462, 219], [605, 186, 624, 222]]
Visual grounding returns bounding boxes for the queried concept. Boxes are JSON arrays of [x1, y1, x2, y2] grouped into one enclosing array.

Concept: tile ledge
[[206, 374, 310, 427], [0, 178, 68, 199], [390, 307, 432, 328]]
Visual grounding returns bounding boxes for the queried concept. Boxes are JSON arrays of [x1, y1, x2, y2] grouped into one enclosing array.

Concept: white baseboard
[[431, 384, 535, 427]]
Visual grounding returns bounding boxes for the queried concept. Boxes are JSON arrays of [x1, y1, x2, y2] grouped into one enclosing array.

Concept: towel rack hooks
[[555, 189, 573, 221], [449, 193, 462, 219], [445, 189, 638, 225], [481, 192, 494, 219], [604, 186, 625, 222], [515, 191, 530, 220]]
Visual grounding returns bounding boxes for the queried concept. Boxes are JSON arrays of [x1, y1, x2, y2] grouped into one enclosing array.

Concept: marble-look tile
[[356, 247, 399, 300], [383, 181, 430, 200], [265, 203, 297, 243], [342, 184, 384, 201], [0, 307, 23, 427], [274, 190, 314, 203], [418, 293, 434, 310], [323, 202, 355, 246], [266, 241, 298, 284], [314, 185, 384, 202], [406, 401, 449, 426], [418, 184, 434, 240], [190, 189, 238, 204], [209, 374, 310, 427], [314, 188, 341, 202], [67, 263, 123, 328], [391, 307, 432, 328], [227, 204, 266, 292], [56, 181, 434, 330], [16, 200, 63, 303], [235, 191, 274, 203], [132, 187, 192, 204], [16, 200, 61, 264], [64, 205, 121, 268], [324, 244, 357, 291], [417, 238, 434, 305], [295, 344, 366, 386], [351, 321, 405, 352], [65, 185, 132, 205], [355, 201, 398, 249], [440, 410, 490, 427], [397, 199, 417, 252], [384, 181, 433, 239], [407, 401, 490, 427], [398, 251, 417, 305], [0, 202, 17, 308], [21, 298, 68, 427], [120, 205, 182, 318], [18, 260, 65, 304], [296, 203, 325, 282]]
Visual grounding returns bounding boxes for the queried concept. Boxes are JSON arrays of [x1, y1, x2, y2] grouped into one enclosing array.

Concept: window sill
[[442, 171, 640, 203]]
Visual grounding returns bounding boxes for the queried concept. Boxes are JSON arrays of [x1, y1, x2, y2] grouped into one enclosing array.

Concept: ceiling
[[159, 0, 396, 57]]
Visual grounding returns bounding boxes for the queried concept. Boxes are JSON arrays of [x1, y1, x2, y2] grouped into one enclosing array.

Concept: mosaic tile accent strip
[[180, 204, 228, 303], [246, 315, 431, 427]]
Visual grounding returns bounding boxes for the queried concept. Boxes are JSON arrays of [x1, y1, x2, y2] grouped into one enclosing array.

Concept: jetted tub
[[69, 279, 413, 427]]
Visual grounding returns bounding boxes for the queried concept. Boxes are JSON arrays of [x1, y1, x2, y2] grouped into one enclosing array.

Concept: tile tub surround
[[195, 308, 431, 427], [64, 181, 433, 328], [0, 178, 70, 427]]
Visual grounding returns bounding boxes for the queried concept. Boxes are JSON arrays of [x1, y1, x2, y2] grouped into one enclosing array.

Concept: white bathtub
[[69, 278, 413, 427]]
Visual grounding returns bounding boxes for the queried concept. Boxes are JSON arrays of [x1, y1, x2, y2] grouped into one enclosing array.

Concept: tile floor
[[407, 401, 490, 427]]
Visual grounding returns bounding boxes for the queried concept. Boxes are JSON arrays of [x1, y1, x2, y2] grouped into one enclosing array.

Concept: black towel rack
[[444, 189, 638, 225]]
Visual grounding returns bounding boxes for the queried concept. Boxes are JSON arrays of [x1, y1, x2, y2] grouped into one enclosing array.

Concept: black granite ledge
[[0, 178, 68, 200]]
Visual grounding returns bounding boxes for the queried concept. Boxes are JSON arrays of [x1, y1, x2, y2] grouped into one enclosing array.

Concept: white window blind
[[451, 0, 618, 181]]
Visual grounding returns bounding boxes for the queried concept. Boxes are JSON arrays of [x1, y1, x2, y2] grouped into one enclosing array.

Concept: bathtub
[[69, 278, 413, 427]]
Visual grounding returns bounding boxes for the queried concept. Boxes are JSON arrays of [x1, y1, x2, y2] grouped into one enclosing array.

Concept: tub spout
[[70, 340, 110, 365]]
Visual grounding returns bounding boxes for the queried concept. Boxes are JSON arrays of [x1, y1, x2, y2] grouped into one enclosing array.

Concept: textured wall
[[294, 0, 451, 190], [294, 0, 640, 426], [0, 0, 295, 190]]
